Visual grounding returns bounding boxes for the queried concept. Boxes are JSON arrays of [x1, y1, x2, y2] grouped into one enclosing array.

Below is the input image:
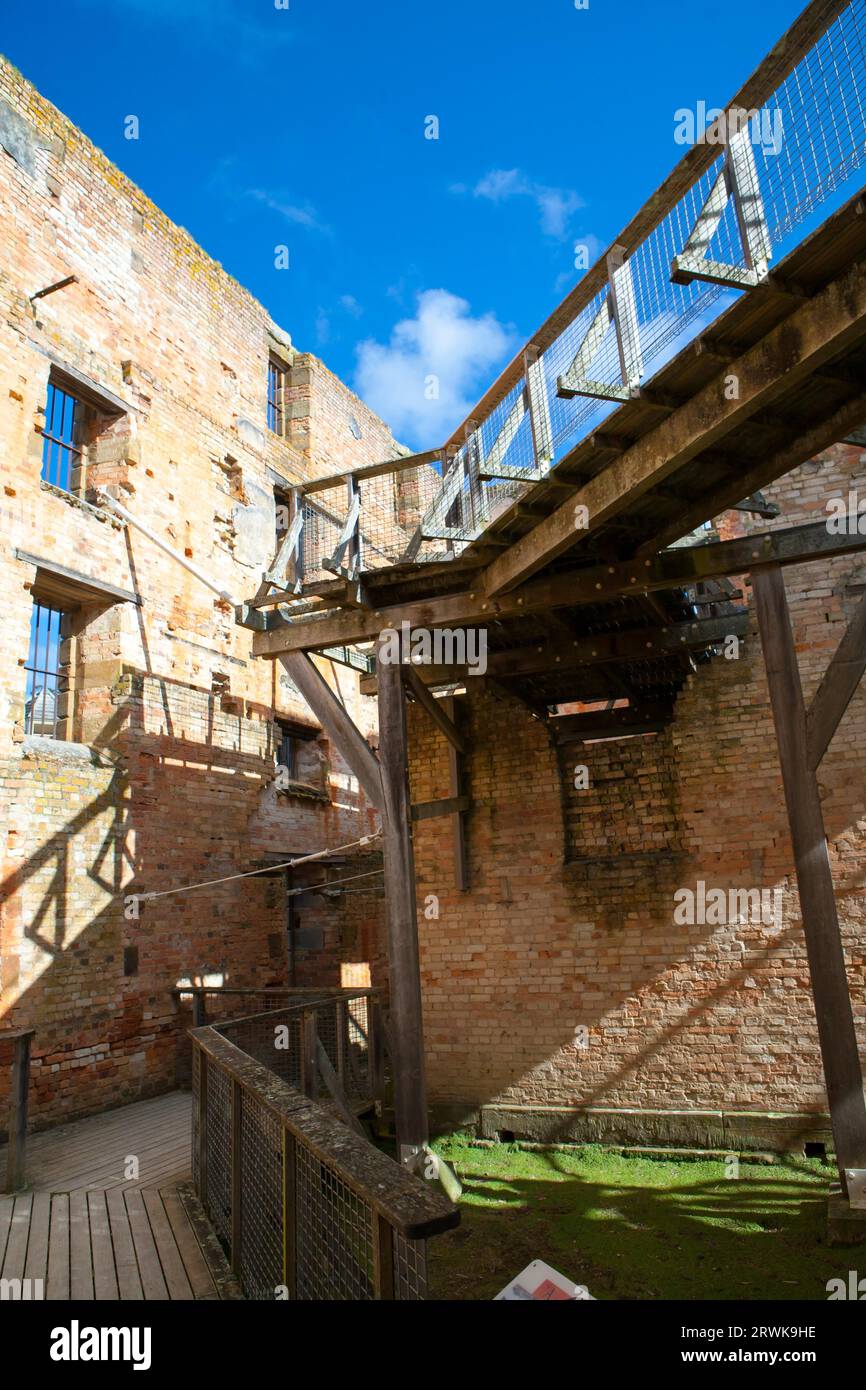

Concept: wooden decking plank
[[106, 1188, 144, 1301], [0, 1093, 192, 1194], [159, 1187, 219, 1300], [87, 1190, 119, 1300], [24, 1191, 50, 1287], [46, 1194, 70, 1300], [123, 1189, 169, 1300], [1, 1194, 32, 1281], [69, 1190, 94, 1300], [142, 1189, 194, 1301]]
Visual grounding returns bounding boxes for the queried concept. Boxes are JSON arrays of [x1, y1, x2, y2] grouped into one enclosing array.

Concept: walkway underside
[[250, 192, 866, 723]]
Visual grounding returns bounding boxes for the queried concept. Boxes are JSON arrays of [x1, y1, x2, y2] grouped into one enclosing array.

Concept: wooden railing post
[[368, 998, 385, 1107], [372, 1213, 396, 1300], [300, 1010, 318, 1100], [291, 486, 305, 590], [335, 1001, 347, 1090], [230, 1079, 242, 1274], [192, 991, 207, 1028], [4, 1030, 34, 1194]]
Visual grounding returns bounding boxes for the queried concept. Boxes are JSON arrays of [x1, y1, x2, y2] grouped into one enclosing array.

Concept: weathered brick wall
[[0, 56, 389, 1128], [409, 441, 866, 1149]]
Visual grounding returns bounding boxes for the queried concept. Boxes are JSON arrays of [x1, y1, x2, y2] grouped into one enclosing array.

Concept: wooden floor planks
[[0, 1092, 238, 1300]]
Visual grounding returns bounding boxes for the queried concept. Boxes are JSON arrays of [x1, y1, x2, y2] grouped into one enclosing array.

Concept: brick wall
[[408, 441, 866, 1151], [0, 56, 391, 1129]]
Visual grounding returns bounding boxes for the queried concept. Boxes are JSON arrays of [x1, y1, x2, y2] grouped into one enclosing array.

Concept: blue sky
[[3, 0, 809, 447]]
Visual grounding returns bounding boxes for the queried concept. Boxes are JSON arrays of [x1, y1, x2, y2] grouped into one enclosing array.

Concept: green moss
[[426, 1137, 864, 1301]]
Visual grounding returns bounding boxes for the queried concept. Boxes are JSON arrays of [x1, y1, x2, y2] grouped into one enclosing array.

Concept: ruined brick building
[[0, 55, 391, 1128], [2, 40, 866, 1167]]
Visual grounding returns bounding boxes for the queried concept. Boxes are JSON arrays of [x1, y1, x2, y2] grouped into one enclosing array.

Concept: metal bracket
[[845, 1168, 866, 1210], [671, 123, 772, 290], [557, 245, 643, 402]]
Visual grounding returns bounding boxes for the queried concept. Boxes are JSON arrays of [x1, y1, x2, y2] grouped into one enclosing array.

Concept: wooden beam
[[638, 389, 866, 553], [410, 794, 472, 822], [481, 257, 866, 594], [301, 448, 442, 494], [314, 1039, 367, 1137], [549, 701, 673, 742], [752, 565, 866, 1193], [377, 655, 429, 1165], [401, 664, 466, 752], [806, 590, 866, 770], [279, 652, 383, 810], [364, 614, 749, 689], [252, 522, 866, 657]]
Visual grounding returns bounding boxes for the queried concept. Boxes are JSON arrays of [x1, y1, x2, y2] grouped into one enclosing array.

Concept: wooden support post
[[377, 653, 429, 1168], [445, 696, 469, 891], [3, 1030, 34, 1194], [279, 652, 383, 811], [402, 665, 466, 752], [753, 565, 866, 1193], [805, 588, 866, 770]]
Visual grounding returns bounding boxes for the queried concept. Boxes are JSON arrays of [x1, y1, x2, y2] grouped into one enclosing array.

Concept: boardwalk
[[0, 1092, 240, 1300]]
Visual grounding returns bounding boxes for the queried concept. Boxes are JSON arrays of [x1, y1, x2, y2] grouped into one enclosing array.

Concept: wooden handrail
[[191, 1024, 456, 1241]]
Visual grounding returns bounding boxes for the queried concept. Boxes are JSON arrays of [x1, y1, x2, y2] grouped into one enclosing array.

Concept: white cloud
[[354, 289, 519, 448], [339, 294, 363, 317], [247, 188, 328, 233], [459, 168, 585, 240]]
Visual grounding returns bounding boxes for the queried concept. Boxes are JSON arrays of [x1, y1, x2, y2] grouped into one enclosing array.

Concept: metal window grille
[[24, 601, 66, 738], [268, 359, 285, 434], [41, 382, 82, 492], [276, 723, 297, 778]]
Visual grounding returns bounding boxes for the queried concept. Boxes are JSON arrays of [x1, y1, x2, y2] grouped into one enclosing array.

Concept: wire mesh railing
[[191, 1019, 457, 1301], [254, 0, 866, 591], [214, 990, 382, 1112]]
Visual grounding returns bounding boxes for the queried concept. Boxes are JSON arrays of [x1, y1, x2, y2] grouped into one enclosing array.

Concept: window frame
[[267, 355, 288, 436]]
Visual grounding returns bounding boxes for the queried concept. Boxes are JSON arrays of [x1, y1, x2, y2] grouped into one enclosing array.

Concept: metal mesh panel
[[239, 1093, 284, 1299], [295, 1143, 375, 1299], [204, 1063, 232, 1252], [217, 1008, 303, 1087], [393, 1230, 429, 1301], [357, 463, 445, 567], [302, 489, 346, 581]]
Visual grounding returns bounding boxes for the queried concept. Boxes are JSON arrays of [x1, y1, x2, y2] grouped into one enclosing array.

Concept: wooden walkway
[[0, 1092, 240, 1300]]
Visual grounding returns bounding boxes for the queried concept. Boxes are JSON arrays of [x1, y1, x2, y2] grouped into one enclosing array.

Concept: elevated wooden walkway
[[0, 1092, 240, 1300]]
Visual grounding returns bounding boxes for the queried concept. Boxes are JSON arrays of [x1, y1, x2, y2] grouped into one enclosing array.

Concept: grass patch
[[426, 1135, 865, 1301]]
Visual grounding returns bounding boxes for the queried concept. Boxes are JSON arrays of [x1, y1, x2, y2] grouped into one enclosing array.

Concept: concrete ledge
[[429, 1101, 833, 1155]]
